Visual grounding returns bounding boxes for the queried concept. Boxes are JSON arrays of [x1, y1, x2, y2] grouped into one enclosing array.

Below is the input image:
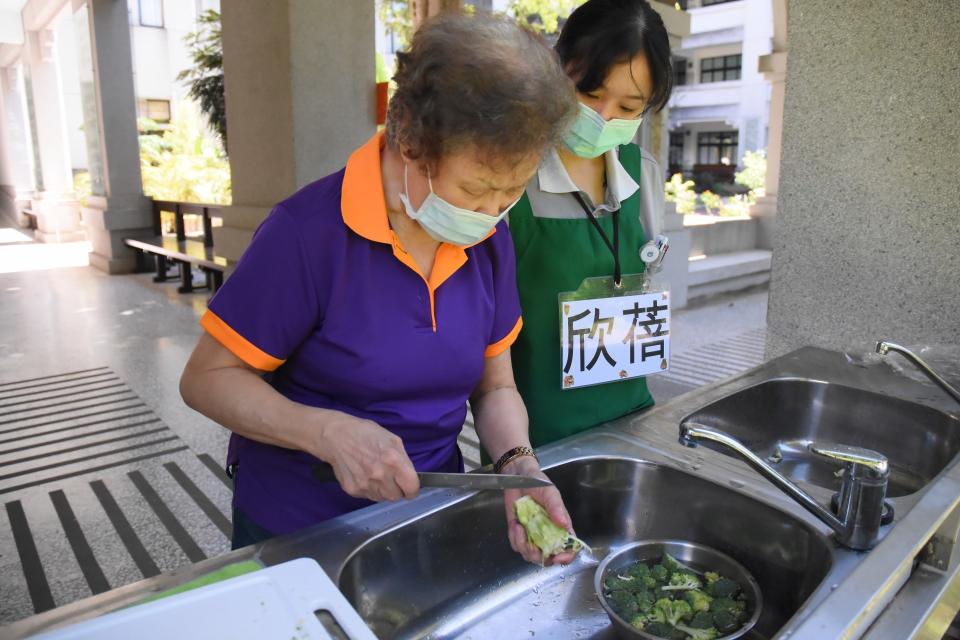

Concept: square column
[[2, 64, 39, 226], [24, 27, 82, 242], [216, 0, 375, 262], [74, 0, 152, 273]]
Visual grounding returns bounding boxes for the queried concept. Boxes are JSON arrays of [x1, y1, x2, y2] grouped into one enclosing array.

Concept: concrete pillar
[[0, 69, 17, 228], [1, 64, 37, 226], [766, 0, 960, 356], [74, 0, 153, 273], [751, 0, 787, 250], [25, 27, 82, 242], [216, 0, 375, 262]]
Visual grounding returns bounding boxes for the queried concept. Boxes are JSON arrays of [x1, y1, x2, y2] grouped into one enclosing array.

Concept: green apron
[[510, 143, 654, 448]]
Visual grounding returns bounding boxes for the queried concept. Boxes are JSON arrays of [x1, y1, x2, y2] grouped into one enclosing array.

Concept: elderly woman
[[179, 13, 578, 565]]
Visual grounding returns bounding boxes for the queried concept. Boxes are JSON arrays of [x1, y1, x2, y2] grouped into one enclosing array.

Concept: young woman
[[510, 0, 675, 447], [181, 13, 579, 565]]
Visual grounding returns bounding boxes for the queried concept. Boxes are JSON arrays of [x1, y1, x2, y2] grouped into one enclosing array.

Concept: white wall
[[128, 0, 220, 121], [669, 0, 772, 168]]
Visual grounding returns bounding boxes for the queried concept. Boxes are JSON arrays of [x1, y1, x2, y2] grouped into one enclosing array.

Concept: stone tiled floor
[[0, 233, 771, 628]]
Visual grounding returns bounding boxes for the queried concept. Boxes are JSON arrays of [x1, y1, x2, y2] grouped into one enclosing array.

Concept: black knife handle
[[312, 462, 338, 483]]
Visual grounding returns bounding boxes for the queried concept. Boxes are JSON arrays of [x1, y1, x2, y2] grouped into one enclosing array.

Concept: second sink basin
[[681, 378, 960, 497], [338, 456, 833, 639]]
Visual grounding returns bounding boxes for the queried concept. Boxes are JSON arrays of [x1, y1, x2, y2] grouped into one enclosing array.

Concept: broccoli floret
[[642, 575, 659, 589], [712, 610, 740, 634], [704, 571, 721, 585], [710, 596, 747, 619], [604, 574, 634, 592], [652, 598, 693, 626], [676, 624, 719, 640], [663, 552, 699, 575], [637, 590, 657, 614], [706, 576, 741, 599], [651, 564, 670, 582], [630, 614, 648, 631], [689, 611, 715, 629], [683, 589, 713, 613], [608, 589, 639, 619], [626, 561, 652, 581], [644, 621, 676, 638], [661, 572, 702, 592]]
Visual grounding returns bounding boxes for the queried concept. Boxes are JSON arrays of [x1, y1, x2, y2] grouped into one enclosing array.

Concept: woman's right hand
[[313, 411, 420, 502]]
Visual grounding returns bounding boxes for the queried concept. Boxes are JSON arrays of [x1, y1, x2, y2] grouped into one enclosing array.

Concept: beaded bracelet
[[494, 446, 538, 474]]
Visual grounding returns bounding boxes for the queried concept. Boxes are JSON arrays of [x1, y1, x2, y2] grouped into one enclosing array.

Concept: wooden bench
[[124, 201, 227, 293], [21, 208, 37, 230], [125, 236, 227, 293]]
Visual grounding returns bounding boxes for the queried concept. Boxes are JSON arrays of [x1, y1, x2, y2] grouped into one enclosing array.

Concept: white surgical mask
[[562, 101, 643, 158], [399, 164, 520, 246]]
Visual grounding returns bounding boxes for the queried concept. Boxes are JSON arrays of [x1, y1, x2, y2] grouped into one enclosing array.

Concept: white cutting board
[[33, 558, 377, 640]]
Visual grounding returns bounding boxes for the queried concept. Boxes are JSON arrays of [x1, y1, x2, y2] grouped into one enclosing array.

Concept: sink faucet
[[679, 423, 890, 550], [875, 341, 960, 406]]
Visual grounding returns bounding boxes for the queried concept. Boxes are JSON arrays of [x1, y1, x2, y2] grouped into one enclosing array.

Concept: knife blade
[[310, 463, 552, 491]]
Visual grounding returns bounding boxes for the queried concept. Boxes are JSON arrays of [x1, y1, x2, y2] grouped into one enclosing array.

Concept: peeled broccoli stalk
[[676, 624, 719, 640], [513, 496, 590, 558], [707, 577, 741, 599], [661, 572, 703, 592], [683, 589, 713, 613]]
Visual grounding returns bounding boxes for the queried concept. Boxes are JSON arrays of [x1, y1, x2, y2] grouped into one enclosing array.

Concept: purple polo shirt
[[199, 132, 523, 535]]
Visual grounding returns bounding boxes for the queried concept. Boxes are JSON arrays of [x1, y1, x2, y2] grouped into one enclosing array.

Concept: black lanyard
[[572, 192, 621, 287]]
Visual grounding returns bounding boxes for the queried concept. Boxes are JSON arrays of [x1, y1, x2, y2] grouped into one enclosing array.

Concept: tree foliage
[[176, 10, 227, 151], [139, 102, 231, 205]]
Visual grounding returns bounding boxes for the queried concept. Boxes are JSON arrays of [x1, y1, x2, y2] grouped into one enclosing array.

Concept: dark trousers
[[229, 466, 276, 549]]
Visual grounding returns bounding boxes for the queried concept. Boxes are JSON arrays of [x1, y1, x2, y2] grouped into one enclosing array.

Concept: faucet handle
[[809, 442, 889, 475]]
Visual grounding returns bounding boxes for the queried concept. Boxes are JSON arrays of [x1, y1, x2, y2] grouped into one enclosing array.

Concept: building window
[[673, 57, 687, 87], [697, 131, 738, 165], [669, 132, 685, 175], [139, 99, 171, 123], [138, 0, 164, 28], [701, 54, 741, 83], [196, 0, 219, 14]]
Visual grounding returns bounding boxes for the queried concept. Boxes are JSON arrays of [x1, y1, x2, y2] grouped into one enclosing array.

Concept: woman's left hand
[[501, 456, 579, 566]]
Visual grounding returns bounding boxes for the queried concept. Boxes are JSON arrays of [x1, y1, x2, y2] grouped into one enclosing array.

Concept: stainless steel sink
[[338, 457, 833, 639], [681, 378, 960, 497]]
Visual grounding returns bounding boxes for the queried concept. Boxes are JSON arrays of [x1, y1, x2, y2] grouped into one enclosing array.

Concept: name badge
[[558, 275, 670, 390]]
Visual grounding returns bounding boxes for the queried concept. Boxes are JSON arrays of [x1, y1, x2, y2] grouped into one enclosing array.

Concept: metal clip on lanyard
[[572, 192, 621, 288]]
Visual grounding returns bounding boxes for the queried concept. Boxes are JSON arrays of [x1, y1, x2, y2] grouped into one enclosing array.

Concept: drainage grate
[[0, 368, 234, 624]]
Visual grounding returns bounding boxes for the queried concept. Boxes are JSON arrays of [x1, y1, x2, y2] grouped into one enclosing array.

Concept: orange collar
[[340, 131, 496, 248]]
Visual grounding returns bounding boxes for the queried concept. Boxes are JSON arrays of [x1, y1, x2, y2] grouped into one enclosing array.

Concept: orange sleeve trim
[[200, 310, 285, 372], [485, 317, 523, 358]]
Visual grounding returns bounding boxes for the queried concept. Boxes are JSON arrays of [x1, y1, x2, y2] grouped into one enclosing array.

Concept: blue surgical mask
[[562, 101, 643, 159], [399, 164, 520, 246]]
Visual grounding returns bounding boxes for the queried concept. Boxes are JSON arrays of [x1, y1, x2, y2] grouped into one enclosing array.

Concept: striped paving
[[0, 368, 233, 625], [459, 327, 767, 470]]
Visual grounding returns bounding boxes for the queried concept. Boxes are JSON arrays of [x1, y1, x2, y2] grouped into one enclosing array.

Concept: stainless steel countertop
[[9, 346, 960, 640]]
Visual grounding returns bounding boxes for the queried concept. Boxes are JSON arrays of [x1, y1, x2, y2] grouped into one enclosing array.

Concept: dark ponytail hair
[[555, 0, 674, 114]]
